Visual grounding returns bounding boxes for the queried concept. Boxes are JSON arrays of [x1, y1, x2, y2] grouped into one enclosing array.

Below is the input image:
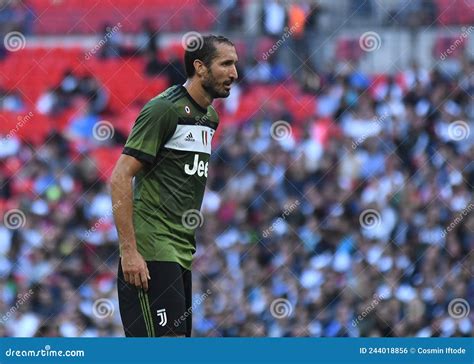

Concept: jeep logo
[[184, 154, 208, 177]]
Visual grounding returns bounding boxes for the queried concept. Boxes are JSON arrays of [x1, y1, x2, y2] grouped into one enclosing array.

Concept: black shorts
[[117, 260, 192, 337]]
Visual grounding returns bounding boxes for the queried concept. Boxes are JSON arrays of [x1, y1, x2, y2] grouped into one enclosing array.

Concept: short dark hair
[[184, 34, 234, 78]]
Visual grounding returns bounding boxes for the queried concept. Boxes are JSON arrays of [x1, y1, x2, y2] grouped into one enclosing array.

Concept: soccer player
[[110, 35, 238, 337]]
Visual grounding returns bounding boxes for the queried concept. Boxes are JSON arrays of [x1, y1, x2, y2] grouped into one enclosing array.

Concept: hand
[[121, 249, 151, 291]]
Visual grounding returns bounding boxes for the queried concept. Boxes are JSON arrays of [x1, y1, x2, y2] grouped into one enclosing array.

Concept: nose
[[230, 65, 238, 80]]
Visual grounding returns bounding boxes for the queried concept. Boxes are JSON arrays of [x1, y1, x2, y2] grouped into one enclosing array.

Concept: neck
[[183, 79, 212, 110]]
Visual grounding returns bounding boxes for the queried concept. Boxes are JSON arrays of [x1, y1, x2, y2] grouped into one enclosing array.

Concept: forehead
[[212, 43, 238, 62]]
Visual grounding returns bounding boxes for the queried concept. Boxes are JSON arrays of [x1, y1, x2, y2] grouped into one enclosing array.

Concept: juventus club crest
[[156, 308, 167, 327], [201, 129, 214, 146]]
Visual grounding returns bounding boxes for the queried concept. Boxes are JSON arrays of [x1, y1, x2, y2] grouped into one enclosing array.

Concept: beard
[[202, 70, 231, 99]]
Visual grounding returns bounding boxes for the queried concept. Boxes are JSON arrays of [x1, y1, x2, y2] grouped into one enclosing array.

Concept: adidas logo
[[185, 132, 195, 142]]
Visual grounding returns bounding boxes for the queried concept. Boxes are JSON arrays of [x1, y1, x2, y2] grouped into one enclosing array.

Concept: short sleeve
[[122, 99, 177, 164]]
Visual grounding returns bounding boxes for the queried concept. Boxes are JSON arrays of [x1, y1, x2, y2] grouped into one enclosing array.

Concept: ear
[[193, 59, 206, 77]]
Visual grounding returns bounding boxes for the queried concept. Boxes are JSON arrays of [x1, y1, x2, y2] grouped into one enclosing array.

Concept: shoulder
[[142, 97, 179, 121], [145, 97, 174, 112], [144, 85, 183, 112]]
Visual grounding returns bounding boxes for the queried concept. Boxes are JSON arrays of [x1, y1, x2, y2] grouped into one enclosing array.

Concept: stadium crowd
[[0, 0, 473, 338]]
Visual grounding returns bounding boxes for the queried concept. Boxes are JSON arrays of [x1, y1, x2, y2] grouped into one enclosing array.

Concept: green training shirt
[[122, 85, 219, 270]]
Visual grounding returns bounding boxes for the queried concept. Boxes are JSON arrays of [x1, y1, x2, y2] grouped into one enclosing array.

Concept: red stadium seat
[[433, 35, 467, 59], [28, 0, 216, 34], [335, 37, 363, 62], [89, 147, 123, 181], [0, 48, 169, 114], [436, 0, 474, 25]]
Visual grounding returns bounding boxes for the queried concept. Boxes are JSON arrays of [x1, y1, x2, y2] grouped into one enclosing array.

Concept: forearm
[[111, 173, 137, 252]]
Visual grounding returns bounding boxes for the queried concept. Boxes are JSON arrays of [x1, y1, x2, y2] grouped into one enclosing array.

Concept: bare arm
[[110, 154, 150, 290]]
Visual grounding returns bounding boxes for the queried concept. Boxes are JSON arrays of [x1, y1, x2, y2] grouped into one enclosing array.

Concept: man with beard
[[110, 35, 238, 337]]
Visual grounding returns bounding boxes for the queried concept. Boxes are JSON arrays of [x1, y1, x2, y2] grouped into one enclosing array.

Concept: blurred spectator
[[0, 89, 25, 112], [304, 1, 322, 33], [36, 87, 64, 116], [99, 23, 124, 59], [77, 75, 109, 114], [165, 55, 186, 86], [216, 0, 244, 32], [66, 103, 99, 141], [299, 59, 320, 93], [137, 19, 159, 55], [0, 0, 33, 35], [144, 50, 166, 77], [262, 0, 286, 37], [60, 69, 79, 95], [244, 58, 272, 84]]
